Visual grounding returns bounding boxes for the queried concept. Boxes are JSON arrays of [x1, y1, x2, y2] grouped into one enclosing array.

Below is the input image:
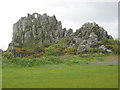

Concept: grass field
[[3, 64, 118, 88]]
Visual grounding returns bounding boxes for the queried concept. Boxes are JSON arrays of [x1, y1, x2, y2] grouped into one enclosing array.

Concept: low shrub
[[44, 56, 62, 64], [45, 46, 57, 56], [65, 59, 90, 65], [33, 45, 45, 53], [98, 41, 104, 45], [32, 52, 44, 58], [105, 44, 113, 49], [15, 48, 34, 57], [2, 51, 14, 59], [10, 57, 34, 67], [2, 56, 62, 67], [112, 45, 118, 54], [48, 43, 64, 55], [88, 48, 105, 53], [79, 54, 90, 58], [78, 53, 105, 61]]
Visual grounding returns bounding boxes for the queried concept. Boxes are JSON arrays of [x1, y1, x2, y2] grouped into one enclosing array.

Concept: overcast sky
[[0, 0, 118, 50]]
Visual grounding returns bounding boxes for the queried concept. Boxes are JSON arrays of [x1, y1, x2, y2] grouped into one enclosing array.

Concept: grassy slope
[[3, 64, 118, 88]]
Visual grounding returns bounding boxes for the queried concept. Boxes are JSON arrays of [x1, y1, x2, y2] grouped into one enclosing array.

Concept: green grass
[[3, 64, 118, 88], [2, 54, 118, 88]]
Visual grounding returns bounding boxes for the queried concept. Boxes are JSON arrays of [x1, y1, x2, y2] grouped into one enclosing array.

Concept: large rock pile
[[70, 22, 112, 53], [8, 13, 113, 54], [10, 13, 69, 45]]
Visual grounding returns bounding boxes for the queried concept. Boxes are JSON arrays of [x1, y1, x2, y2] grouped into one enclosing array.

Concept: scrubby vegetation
[[98, 39, 120, 54], [2, 38, 120, 67], [2, 51, 14, 59], [3, 56, 61, 67], [2, 52, 116, 68]]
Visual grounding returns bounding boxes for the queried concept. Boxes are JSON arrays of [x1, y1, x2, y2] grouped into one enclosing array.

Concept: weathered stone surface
[[8, 13, 113, 54], [73, 22, 112, 53], [64, 28, 73, 37], [106, 49, 112, 53], [99, 45, 106, 50], [74, 33, 98, 52], [99, 45, 112, 53], [10, 13, 66, 48]]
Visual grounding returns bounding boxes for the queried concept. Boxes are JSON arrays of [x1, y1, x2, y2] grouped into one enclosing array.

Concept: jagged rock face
[[8, 13, 113, 54], [70, 22, 112, 53], [74, 22, 111, 40], [77, 32, 98, 52], [11, 13, 69, 48]]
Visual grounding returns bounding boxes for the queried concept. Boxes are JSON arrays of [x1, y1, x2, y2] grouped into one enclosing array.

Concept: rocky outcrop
[[11, 13, 67, 46], [8, 13, 113, 54], [71, 22, 112, 53]]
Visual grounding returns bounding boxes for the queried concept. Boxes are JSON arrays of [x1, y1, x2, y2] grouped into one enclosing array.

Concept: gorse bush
[[15, 48, 34, 57], [52, 44, 64, 55], [98, 41, 104, 46], [34, 45, 45, 53], [15, 45, 45, 58], [11, 38, 119, 58], [46, 43, 64, 56], [63, 48, 76, 55], [105, 44, 113, 49]]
